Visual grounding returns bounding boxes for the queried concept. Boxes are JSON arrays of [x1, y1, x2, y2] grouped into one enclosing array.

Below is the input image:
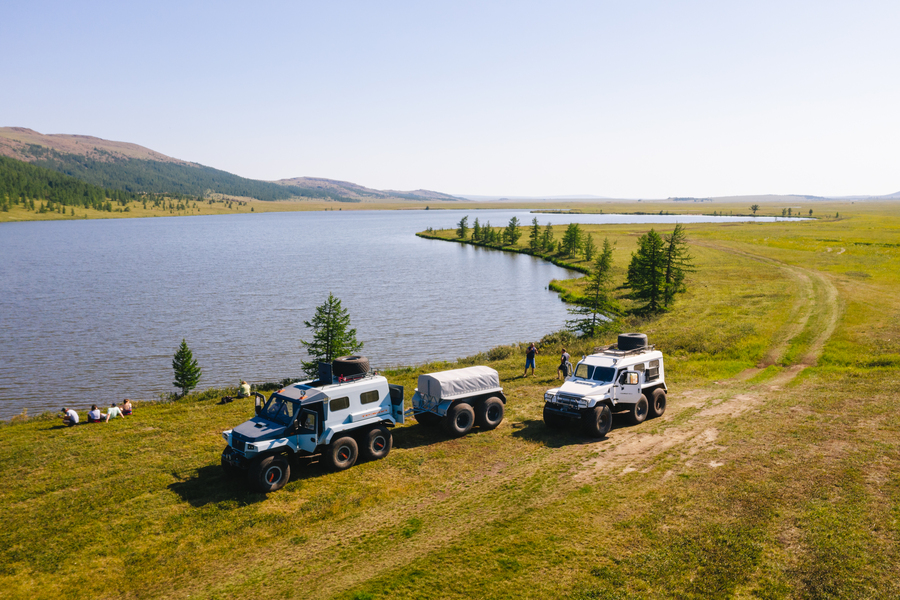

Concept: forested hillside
[[0, 155, 144, 213], [19, 144, 348, 202]]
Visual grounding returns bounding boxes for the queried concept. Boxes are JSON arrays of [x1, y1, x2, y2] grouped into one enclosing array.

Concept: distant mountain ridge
[[276, 176, 462, 202], [0, 128, 463, 202]]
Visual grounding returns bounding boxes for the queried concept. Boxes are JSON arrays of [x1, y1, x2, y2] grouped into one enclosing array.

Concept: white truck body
[[543, 338, 668, 437]]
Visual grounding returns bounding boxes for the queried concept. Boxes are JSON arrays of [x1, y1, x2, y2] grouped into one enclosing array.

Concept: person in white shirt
[[62, 407, 79, 426]]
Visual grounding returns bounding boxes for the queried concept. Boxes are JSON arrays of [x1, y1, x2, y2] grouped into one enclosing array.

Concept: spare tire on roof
[[332, 355, 370, 377], [618, 333, 648, 351]]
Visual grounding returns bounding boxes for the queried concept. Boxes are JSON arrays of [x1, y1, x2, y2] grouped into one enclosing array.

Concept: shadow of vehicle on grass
[[511, 412, 644, 448]]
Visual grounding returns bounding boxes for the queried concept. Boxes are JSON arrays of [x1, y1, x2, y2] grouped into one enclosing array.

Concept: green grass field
[[1, 201, 898, 599]]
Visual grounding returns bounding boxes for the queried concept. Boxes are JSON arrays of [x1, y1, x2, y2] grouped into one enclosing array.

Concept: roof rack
[[590, 344, 656, 357]]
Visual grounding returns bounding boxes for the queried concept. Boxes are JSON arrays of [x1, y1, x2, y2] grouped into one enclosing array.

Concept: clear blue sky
[[2, 1, 898, 197]]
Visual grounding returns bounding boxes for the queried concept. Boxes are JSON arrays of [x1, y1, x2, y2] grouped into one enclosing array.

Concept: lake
[[0, 209, 795, 419]]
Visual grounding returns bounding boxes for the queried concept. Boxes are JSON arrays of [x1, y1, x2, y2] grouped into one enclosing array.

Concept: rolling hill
[[0, 128, 464, 203]]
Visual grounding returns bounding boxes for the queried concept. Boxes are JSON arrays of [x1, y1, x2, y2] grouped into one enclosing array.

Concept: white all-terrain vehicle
[[221, 356, 404, 492], [542, 333, 667, 438]]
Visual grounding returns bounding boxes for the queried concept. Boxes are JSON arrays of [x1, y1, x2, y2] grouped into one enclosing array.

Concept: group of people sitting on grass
[[61, 399, 133, 426]]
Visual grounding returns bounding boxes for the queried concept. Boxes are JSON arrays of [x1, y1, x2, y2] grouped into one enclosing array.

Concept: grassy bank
[[1, 202, 899, 599], [0, 197, 855, 224]]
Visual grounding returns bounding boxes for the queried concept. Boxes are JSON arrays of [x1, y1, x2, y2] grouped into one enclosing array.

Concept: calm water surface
[[0, 209, 794, 419]]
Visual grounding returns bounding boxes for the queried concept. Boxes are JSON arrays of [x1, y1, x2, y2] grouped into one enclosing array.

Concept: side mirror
[[254, 393, 263, 415]]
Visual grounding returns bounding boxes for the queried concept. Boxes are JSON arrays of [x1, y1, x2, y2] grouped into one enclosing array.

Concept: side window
[[330, 396, 350, 412], [633, 363, 645, 372], [299, 410, 317, 431], [360, 390, 380, 405]]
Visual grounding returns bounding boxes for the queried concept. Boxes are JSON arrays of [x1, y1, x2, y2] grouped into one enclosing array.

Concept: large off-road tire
[[414, 411, 442, 427], [476, 396, 504, 430], [332, 355, 370, 378], [360, 425, 392, 461], [629, 394, 649, 425], [324, 436, 359, 471], [582, 404, 613, 438], [249, 454, 291, 493], [649, 389, 667, 418], [618, 333, 648, 351], [543, 406, 568, 429], [442, 403, 475, 437]]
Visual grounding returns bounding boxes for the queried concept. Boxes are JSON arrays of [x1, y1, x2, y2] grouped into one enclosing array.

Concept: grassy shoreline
[[0, 197, 864, 224], [2, 203, 899, 599]]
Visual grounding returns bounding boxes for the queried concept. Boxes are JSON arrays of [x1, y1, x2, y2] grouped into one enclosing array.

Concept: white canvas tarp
[[417, 366, 501, 400]]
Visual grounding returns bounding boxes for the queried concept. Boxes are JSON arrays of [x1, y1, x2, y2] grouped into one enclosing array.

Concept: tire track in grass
[[193, 246, 842, 599], [576, 244, 841, 481]]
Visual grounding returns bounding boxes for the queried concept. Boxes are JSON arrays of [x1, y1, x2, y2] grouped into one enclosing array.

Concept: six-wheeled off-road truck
[[543, 333, 668, 438], [221, 356, 404, 492]]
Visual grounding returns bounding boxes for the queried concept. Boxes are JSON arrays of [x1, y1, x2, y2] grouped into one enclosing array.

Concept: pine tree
[[566, 238, 617, 337], [562, 223, 582, 256], [624, 229, 667, 313], [172, 339, 202, 397], [662, 223, 694, 308], [456, 215, 469, 239], [503, 216, 522, 245], [472, 217, 481, 241], [300, 293, 363, 377], [583, 233, 596, 261], [528, 217, 541, 253], [542, 222, 554, 252]]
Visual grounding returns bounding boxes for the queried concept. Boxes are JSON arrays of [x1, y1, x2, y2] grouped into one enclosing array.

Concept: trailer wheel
[[324, 436, 358, 471], [414, 411, 441, 427], [476, 396, 504, 430], [629, 395, 649, 425], [249, 455, 291, 493], [649, 389, 667, 418], [360, 425, 392, 461], [442, 403, 475, 437], [543, 406, 567, 429], [582, 404, 612, 438]]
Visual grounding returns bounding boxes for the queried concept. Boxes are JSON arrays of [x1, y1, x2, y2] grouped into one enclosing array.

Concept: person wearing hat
[[62, 407, 79, 426], [238, 380, 251, 398]]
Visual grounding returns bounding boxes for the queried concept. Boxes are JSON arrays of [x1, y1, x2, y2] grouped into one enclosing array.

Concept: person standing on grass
[[106, 402, 124, 422], [557, 348, 571, 380], [62, 407, 79, 426], [523, 342, 539, 377]]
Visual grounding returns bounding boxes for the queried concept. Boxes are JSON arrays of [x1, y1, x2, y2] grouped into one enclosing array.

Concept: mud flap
[[389, 384, 405, 424]]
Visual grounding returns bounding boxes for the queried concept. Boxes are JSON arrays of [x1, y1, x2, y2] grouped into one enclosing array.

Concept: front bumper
[[222, 446, 249, 470], [544, 401, 583, 419]]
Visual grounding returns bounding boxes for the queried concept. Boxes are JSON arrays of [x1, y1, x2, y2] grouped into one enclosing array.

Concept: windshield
[[259, 395, 299, 426], [592, 366, 616, 383], [573, 364, 616, 383]]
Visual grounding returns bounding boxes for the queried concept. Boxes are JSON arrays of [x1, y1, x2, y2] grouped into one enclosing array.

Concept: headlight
[[544, 392, 555, 402], [221, 431, 229, 441], [246, 443, 256, 451]]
